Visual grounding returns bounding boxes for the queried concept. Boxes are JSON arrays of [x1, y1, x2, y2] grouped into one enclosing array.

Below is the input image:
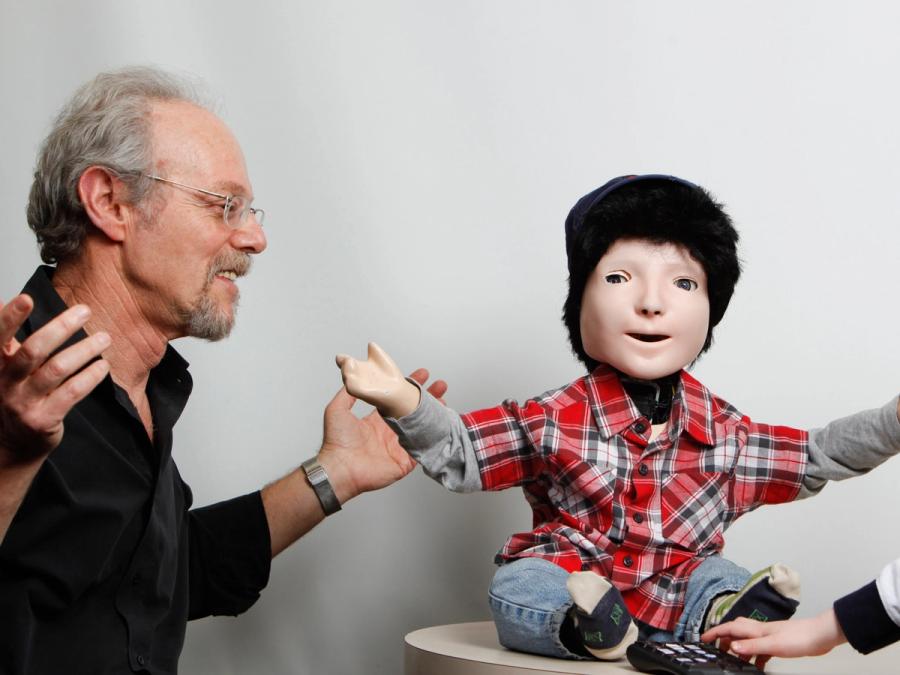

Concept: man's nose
[[231, 218, 267, 254]]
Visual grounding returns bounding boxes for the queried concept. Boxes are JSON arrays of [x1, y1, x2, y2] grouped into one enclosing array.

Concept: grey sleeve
[[384, 386, 483, 493], [799, 395, 900, 498]]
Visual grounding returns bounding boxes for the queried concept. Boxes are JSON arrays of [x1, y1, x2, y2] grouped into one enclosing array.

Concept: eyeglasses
[[143, 174, 265, 228]]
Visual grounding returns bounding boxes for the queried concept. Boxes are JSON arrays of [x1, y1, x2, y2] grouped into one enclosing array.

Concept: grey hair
[[27, 66, 209, 263]]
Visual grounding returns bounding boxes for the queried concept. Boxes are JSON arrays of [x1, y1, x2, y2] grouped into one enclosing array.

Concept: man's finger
[[425, 379, 448, 401], [4, 305, 92, 380], [703, 617, 768, 643], [42, 358, 110, 421], [408, 367, 430, 385], [0, 295, 34, 354], [326, 384, 358, 412], [407, 368, 448, 404], [27, 331, 111, 396], [731, 636, 773, 657]]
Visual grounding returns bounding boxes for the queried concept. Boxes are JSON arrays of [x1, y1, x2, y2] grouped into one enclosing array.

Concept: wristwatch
[[301, 457, 342, 516]]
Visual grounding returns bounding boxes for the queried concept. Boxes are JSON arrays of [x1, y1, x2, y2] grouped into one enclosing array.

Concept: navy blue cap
[[564, 174, 698, 258]]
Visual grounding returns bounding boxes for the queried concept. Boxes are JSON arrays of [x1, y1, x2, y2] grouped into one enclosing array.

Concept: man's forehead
[[148, 100, 252, 193], [149, 100, 229, 144]]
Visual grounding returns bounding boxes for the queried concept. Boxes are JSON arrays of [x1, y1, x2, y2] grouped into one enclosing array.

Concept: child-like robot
[[337, 175, 900, 660]]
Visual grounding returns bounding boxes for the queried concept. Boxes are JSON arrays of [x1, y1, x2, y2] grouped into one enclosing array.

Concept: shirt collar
[[583, 364, 643, 439], [667, 370, 718, 446], [583, 363, 717, 446], [20, 266, 74, 345]]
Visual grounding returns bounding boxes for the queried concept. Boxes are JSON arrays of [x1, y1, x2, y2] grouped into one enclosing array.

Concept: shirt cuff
[[384, 378, 450, 449], [833, 580, 900, 654]]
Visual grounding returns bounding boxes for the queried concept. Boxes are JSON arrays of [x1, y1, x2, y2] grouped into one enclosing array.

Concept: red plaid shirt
[[460, 365, 808, 631]]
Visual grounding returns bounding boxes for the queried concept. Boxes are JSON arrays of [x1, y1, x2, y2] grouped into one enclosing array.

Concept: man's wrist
[[315, 450, 359, 504], [301, 455, 342, 516], [816, 608, 847, 651]]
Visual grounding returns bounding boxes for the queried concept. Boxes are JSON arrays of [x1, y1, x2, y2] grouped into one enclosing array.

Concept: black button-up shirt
[[0, 267, 272, 674]]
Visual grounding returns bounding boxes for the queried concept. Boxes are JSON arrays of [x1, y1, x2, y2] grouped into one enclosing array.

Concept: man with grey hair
[[0, 67, 445, 674]]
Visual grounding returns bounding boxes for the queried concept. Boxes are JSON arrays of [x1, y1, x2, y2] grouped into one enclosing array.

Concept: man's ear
[[77, 166, 134, 243]]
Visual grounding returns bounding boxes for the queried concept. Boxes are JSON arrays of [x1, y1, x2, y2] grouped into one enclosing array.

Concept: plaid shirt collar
[[583, 365, 717, 447]]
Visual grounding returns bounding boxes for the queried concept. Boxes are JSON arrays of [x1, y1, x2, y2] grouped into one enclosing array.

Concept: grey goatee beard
[[186, 294, 235, 341], [183, 251, 252, 341]]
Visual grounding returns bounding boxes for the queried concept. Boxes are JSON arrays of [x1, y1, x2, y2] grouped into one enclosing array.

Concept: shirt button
[[638, 463, 649, 476], [623, 555, 634, 567], [634, 421, 647, 433], [633, 513, 644, 524]]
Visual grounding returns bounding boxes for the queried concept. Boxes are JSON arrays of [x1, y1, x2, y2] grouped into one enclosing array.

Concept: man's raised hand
[[0, 294, 110, 465]]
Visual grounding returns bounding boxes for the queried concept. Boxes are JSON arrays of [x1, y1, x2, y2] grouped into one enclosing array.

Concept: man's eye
[[674, 278, 698, 291], [198, 196, 227, 212], [604, 273, 628, 284]]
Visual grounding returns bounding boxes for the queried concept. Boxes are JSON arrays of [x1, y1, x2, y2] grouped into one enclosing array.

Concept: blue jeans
[[488, 556, 750, 659]]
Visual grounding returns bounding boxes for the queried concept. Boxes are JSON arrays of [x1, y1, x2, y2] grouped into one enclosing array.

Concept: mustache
[[206, 251, 253, 284]]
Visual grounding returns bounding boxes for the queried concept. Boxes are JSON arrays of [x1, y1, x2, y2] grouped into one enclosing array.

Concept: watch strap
[[301, 457, 342, 516]]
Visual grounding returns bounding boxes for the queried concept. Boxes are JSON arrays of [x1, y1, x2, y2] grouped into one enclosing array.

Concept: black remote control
[[625, 640, 764, 674]]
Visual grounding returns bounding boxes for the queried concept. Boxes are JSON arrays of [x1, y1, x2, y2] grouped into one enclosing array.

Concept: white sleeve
[[876, 558, 900, 628]]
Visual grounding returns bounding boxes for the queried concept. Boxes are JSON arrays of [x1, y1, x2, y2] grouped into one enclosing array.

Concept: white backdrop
[[2, 2, 900, 673]]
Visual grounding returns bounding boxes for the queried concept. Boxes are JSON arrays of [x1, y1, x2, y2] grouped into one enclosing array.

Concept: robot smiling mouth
[[628, 333, 669, 343]]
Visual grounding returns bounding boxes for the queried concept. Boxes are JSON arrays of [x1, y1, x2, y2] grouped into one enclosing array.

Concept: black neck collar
[[618, 371, 681, 425]]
